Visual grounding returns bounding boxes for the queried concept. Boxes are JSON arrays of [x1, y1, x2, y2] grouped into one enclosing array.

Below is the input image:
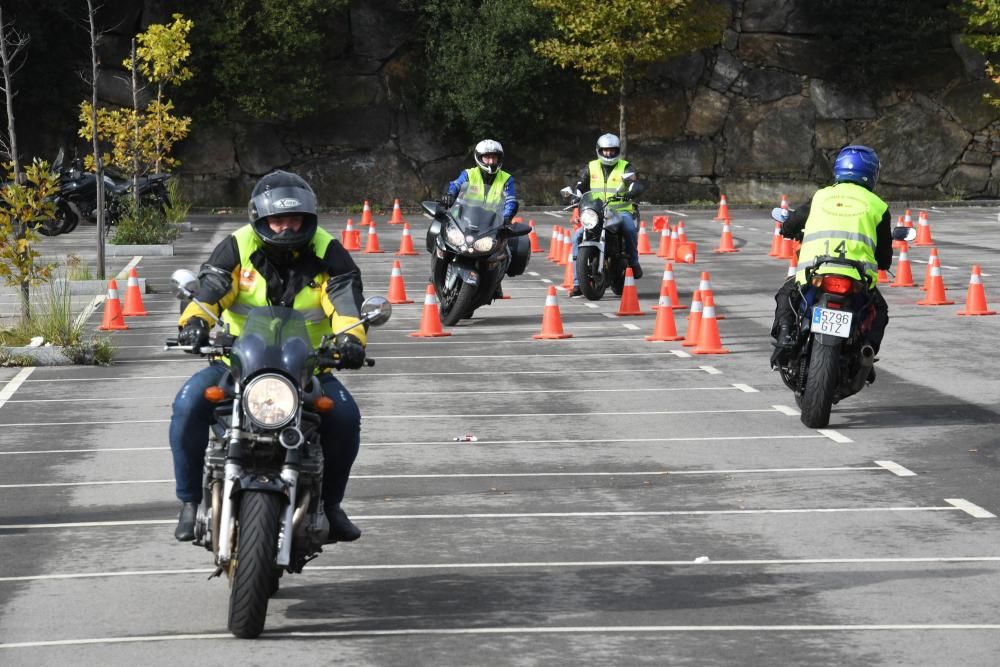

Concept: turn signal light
[[204, 386, 227, 403], [313, 396, 335, 413]]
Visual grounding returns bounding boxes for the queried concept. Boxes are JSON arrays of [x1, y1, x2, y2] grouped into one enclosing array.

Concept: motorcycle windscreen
[[450, 181, 505, 235], [230, 306, 315, 385]]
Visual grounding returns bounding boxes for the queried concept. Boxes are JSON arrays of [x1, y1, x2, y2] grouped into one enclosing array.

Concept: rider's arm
[[574, 167, 590, 194], [319, 240, 367, 346], [178, 236, 241, 327], [875, 209, 893, 270], [447, 170, 469, 198], [780, 200, 811, 241], [502, 175, 519, 222]]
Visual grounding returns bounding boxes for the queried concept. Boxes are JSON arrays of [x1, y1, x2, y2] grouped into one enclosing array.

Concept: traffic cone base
[[97, 279, 128, 330], [122, 268, 148, 316], [409, 286, 452, 337], [534, 286, 572, 339]]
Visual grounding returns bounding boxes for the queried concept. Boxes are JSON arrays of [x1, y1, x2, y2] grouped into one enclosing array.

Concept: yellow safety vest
[[795, 183, 887, 285], [588, 159, 633, 214], [463, 168, 510, 207]]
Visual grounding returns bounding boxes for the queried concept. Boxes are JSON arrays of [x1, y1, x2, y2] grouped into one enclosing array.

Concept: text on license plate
[[811, 307, 852, 337]]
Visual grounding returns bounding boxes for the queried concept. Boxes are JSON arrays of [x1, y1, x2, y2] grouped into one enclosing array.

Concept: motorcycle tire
[[438, 279, 477, 326], [610, 257, 627, 296], [800, 342, 839, 428], [227, 491, 283, 639], [56, 200, 80, 234], [33, 218, 66, 236], [576, 246, 608, 300]]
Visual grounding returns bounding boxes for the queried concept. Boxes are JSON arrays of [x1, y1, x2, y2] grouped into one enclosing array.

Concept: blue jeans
[[169, 364, 361, 506], [571, 211, 639, 285]]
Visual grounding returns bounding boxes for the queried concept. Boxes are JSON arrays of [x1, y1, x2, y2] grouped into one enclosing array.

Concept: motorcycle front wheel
[[610, 256, 627, 296], [438, 278, 477, 326], [576, 246, 608, 300], [800, 342, 839, 428], [227, 491, 282, 639]]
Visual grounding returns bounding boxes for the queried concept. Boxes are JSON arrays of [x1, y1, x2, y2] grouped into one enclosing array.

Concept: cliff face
[[163, 0, 999, 206]]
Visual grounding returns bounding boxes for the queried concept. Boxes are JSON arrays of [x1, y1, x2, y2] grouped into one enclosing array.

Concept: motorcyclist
[[440, 139, 519, 298], [569, 133, 643, 297], [169, 170, 367, 543], [770, 145, 893, 379]]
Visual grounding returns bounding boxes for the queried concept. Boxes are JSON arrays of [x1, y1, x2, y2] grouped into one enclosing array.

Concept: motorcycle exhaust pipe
[[847, 345, 876, 394]]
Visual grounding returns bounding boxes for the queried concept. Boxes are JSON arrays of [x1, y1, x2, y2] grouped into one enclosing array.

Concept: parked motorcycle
[[771, 212, 915, 427], [421, 182, 532, 325], [45, 149, 171, 236], [559, 179, 643, 300], [165, 269, 391, 639]]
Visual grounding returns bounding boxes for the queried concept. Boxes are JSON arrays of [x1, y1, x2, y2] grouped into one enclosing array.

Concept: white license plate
[[811, 307, 853, 337]]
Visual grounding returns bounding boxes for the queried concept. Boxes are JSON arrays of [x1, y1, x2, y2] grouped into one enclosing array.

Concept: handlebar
[[166, 336, 376, 369]]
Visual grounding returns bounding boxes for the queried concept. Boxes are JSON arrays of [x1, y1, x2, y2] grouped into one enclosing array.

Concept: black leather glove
[[177, 318, 209, 350], [335, 334, 366, 369], [440, 192, 456, 208]]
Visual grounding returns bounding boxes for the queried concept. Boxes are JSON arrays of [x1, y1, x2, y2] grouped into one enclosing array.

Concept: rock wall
[[165, 0, 999, 206]]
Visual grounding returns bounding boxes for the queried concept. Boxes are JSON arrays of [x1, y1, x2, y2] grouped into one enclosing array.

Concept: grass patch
[[163, 177, 191, 226], [110, 196, 181, 245], [65, 254, 93, 281]]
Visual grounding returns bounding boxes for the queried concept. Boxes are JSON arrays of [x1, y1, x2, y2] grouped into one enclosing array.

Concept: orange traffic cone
[[396, 223, 419, 256], [528, 220, 543, 253], [570, 207, 580, 225], [387, 260, 413, 304], [917, 259, 954, 306], [921, 248, 940, 291], [890, 242, 915, 287], [122, 268, 148, 316], [637, 220, 654, 255], [778, 236, 795, 260], [903, 209, 913, 227], [675, 241, 697, 265], [645, 293, 683, 341], [409, 285, 452, 337], [558, 233, 571, 266], [97, 279, 128, 330], [714, 194, 730, 221], [653, 215, 669, 232], [914, 210, 934, 246], [549, 227, 563, 263], [652, 263, 685, 310], [714, 221, 739, 253], [361, 200, 374, 227], [768, 222, 783, 257], [342, 219, 361, 251], [388, 198, 405, 225], [561, 246, 575, 290], [533, 286, 573, 339], [877, 269, 889, 284], [697, 271, 725, 320], [616, 267, 645, 316], [957, 265, 996, 316], [692, 294, 730, 354], [780, 194, 789, 211], [656, 225, 672, 258], [363, 221, 384, 253], [677, 221, 688, 244], [682, 290, 703, 347]]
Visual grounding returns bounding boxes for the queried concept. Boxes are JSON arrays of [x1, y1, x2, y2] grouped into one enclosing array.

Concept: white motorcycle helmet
[[474, 139, 504, 175], [596, 133, 621, 166]]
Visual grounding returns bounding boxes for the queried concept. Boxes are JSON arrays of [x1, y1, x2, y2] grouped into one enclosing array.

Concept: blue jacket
[[448, 168, 519, 222]]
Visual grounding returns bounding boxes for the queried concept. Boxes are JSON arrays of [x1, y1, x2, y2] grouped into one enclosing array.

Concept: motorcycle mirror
[[361, 296, 392, 326], [506, 222, 532, 237], [559, 186, 574, 199], [628, 181, 645, 197], [170, 269, 199, 298], [892, 226, 917, 242], [421, 200, 446, 219]]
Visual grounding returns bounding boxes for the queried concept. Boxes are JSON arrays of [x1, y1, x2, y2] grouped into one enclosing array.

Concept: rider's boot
[[174, 501, 198, 541], [325, 503, 361, 543]]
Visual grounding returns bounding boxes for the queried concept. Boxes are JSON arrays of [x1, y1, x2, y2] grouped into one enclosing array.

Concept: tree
[[83, 0, 107, 280], [531, 0, 727, 154], [0, 160, 57, 320], [958, 0, 1000, 106], [0, 3, 28, 179], [414, 0, 586, 143]]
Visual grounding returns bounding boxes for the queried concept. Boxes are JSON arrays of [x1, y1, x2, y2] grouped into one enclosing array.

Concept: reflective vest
[[223, 225, 336, 348], [462, 168, 510, 207], [795, 183, 887, 285], [588, 159, 633, 214]]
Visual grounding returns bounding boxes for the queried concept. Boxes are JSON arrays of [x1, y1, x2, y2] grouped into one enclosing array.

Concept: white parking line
[[5, 555, 1000, 583], [5, 624, 1000, 648], [362, 408, 786, 420], [0, 503, 984, 531], [700, 366, 722, 374], [875, 461, 917, 477], [622, 323, 640, 330], [732, 383, 758, 393], [817, 429, 853, 443], [772, 405, 800, 416], [0, 368, 33, 409], [945, 498, 997, 518]]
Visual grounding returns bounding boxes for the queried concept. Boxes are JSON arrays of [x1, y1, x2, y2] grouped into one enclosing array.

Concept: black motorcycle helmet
[[248, 171, 319, 257]]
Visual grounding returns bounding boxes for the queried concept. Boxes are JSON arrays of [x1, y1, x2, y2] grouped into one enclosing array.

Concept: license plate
[[811, 307, 853, 337]]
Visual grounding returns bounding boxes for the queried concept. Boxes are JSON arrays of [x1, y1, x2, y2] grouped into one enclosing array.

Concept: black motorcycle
[[772, 217, 915, 428], [47, 150, 171, 235], [421, 183, 532, 325], [166, 269, 391, 639], [560, 181, 643, 301]]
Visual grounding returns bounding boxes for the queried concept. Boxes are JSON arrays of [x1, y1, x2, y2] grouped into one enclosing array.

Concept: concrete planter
[[2, 345, 74, 366], [105, 243, 174, 256]]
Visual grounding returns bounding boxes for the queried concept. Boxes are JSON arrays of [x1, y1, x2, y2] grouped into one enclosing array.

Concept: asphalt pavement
[[1, 204, 999, 665]]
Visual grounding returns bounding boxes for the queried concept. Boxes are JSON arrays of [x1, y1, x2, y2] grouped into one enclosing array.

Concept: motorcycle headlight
[[445, 223, 465, 247], [243, 374, 298, 428], [581, 208, 600, 229], [472, 236, 497, 252]]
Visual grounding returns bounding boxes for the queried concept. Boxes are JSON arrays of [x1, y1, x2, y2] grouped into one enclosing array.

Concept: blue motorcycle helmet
[[833, 145, 880, 190]]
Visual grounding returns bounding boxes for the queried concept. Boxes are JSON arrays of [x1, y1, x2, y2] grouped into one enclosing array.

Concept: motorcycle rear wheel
[[800, 342, 839, 428], [576, 246, 607, 300], [227, 492, 283, 639], [439, 279, 477, 326]]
